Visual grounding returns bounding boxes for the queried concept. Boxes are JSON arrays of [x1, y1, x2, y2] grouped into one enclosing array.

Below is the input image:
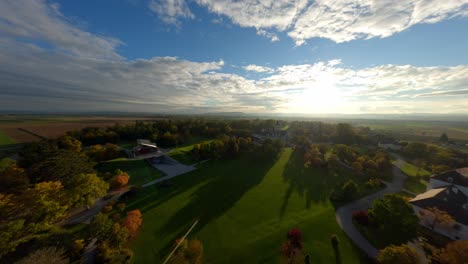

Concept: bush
[[352, 210, 369, 226]]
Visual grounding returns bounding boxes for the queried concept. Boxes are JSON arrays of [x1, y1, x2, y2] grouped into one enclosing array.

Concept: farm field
[[353, 120, 468, 141], [0, 115, 165, 143], [0, 130, 16, 146], [126, 148, 365, 263], [97, 158, 163, 186]]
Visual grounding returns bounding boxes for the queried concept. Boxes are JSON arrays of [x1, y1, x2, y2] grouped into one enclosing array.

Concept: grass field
[[392, 160, 431, 194], [97, 158, 163, 186], [126, 148, 365, 263], [168, 138, 214, 165], [0, 130, 16, 146]]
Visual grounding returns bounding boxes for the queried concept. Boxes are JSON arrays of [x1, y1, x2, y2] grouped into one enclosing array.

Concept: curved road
[[335, 158, 407, 258]]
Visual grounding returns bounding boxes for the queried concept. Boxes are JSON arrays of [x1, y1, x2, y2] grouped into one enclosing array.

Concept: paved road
[[335, 156, 407, 258]]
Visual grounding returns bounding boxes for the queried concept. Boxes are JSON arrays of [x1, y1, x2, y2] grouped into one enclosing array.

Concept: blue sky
[[0, 0, 468, 114]]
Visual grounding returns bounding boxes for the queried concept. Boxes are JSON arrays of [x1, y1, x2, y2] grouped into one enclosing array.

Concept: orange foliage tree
[[122, 209, 142, 238], [111, 170, 130, 189]]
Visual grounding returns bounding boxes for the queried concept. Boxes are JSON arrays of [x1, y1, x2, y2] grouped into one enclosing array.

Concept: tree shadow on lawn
[[279, 149, 348, 218], [159, 155, 276, 250]]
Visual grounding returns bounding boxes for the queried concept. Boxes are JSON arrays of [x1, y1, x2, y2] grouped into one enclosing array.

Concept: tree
[[16, 247, 69, 264], [342, 180, 358, 200], [404, 142, 428, 159], [29, 150, 95, 184], [122, 209, 142, 238], [281, 228, 303, 262], [172, 239, 204, 264], [377, 244, 420, 264], [110, 170, 130, 189], [432, 164, 450, 174], [420, 207, 455, 231], [26, 181, 68, 225], [0, 163, 29, 193], [440, 132, 449, 143], [57, 135, 82, 153], [90, 213, 114, 240], [335, 123, 355, 144], [67, 173, 109, 207], [352, 161, 363, 175], [368, 194, 418, 245], [434, 240, 468, 264]]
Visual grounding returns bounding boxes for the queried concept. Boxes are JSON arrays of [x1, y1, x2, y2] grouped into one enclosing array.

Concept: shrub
[[352, 210, 369, 226]]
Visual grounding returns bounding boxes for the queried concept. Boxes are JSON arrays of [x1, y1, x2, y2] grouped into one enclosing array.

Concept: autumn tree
[[434, 240, 468, 264], [67, 173, 109, 207], [110, 170, 130, 189], [26, 181, 68, 225], [439, 132, 449, 143], [377, 244, 420, 264], [57, 135, 82, 153], [420, 207, 455, 231], [172, 239, 204, 264], [122, 209, 143, 238], [281, 228, 303, 263]]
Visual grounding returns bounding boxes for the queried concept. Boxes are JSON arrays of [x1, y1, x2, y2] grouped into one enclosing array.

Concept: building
[[377, 140, 402, 151], [131, 139, 161, 158], [409, 186, 468, 240], [428, 168, 468, 196]]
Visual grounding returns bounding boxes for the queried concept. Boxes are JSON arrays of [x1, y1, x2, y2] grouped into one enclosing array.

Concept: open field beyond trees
[[125, 148, 366, 263]]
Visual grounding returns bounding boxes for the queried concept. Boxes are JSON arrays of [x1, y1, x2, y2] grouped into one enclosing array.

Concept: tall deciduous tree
[[15, 247, 69, 264], [67, 173, 109, 207], [368, 194, 418, 245], [377, 244, 420, 264], [421, 207, 455, 231]]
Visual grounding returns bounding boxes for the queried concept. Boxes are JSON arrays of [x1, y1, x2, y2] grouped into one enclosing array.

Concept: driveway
[[335, 155, 407, 258], [143, 155, 196, 187]]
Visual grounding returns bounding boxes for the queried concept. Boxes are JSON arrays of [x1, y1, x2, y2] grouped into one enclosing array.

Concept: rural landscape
[[1, 0, 468, 263], [1, 115, 468, 263]]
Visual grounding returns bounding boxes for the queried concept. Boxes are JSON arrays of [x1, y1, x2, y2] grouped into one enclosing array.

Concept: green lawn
[[392, 160, 430, 194], [168, 139, 214, 165], [97, 158, 162, 186], [0, 130, 15, 146], [126, 148, 365, 263]]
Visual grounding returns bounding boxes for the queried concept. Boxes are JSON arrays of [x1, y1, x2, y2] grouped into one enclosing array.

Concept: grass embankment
[[97, 158, 162, 186], [126, 148, 365, 263], [393, 160, 431, 194], [0, 130, 16, 146], [168, 138, 214, 165]]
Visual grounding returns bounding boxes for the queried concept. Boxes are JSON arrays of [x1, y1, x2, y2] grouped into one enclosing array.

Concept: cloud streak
[[151, 0, 468, 44]]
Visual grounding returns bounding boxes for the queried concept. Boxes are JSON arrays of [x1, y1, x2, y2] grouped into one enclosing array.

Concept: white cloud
[[289, 0, 468, 45], [149, 0, 195, 25], [0, 0, 122, 60], [0, 0, 467, 114], [243, 64, 275, 73], [152, 0, 468, 44]]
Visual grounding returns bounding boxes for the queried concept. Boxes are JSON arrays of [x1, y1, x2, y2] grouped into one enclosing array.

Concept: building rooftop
[[431, 168, 468, 187], [410, 186, 468, 225]]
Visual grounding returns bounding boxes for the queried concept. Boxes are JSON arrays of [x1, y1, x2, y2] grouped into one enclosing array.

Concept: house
[[131, 139, 161, 158], [377, 140, 402, 151], [409, 186, 468, 240], [428, 168, 468, 196]]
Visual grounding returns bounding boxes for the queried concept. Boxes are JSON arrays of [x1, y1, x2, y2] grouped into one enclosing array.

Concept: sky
[[0, 0, 468, 115]]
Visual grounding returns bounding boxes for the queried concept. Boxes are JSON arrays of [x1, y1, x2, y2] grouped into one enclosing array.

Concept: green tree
[[67, 173, 109, 207], [342, 180, 358, 200], [377, 244, 420, 264], [29, 150, 95, 184], [368, 194, 418, 245], [90, 213, 114, 240], [439, 132, 449, 143], [57, 135, 82, 153], [0, 163, 29, 193], [26, 181, 68, 225]]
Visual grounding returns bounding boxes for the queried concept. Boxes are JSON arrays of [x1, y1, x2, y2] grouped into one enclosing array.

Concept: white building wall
[[412, 205, 468, 240]]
